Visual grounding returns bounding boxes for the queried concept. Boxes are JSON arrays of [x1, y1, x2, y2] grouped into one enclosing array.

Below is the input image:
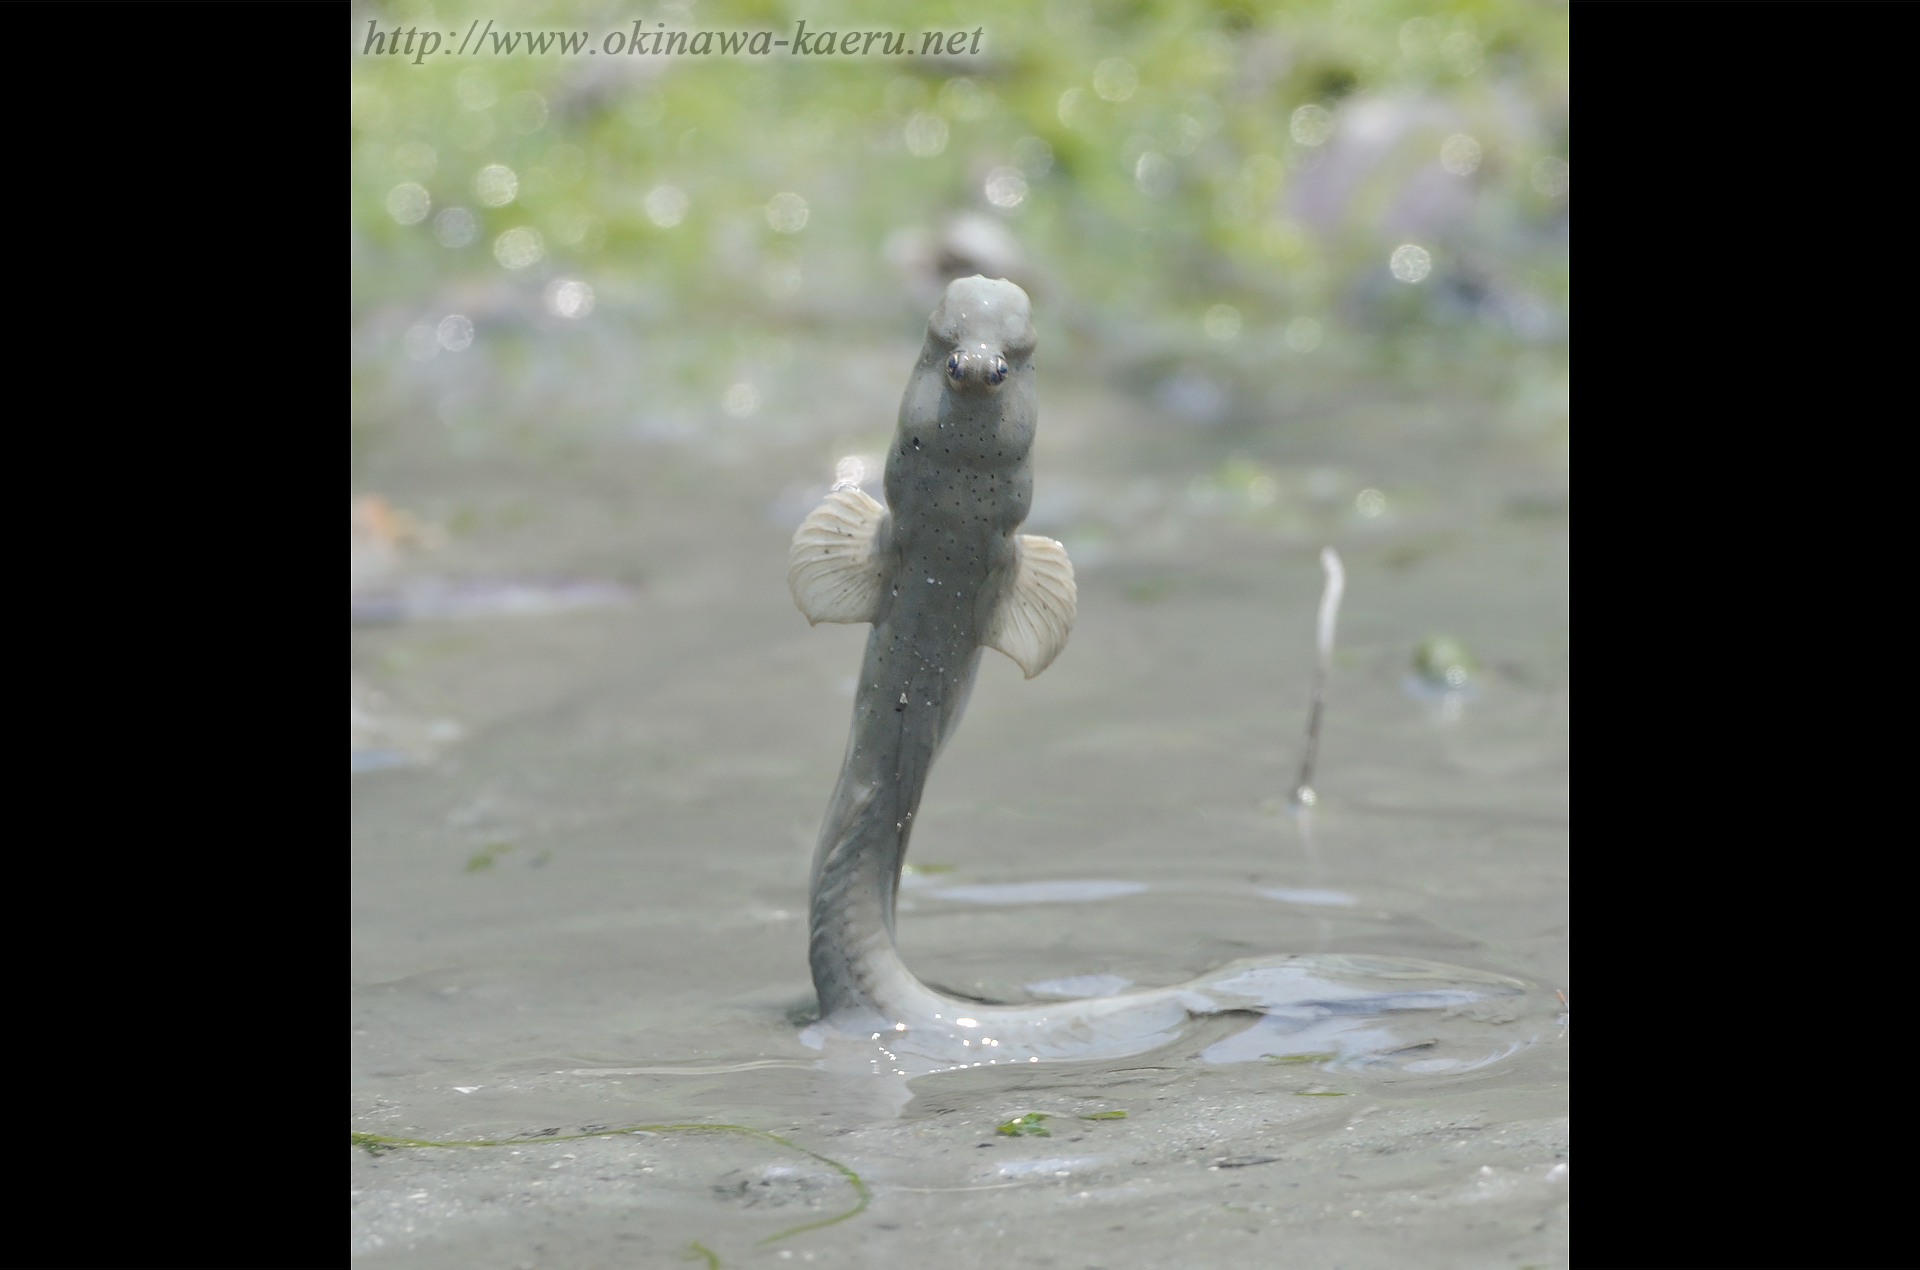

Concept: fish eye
[[987, 357, 1008, 385], [945, 352, 963, 380]]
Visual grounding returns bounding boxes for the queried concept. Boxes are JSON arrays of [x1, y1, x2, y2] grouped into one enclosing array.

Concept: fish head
[[927, 276, 1035, 395]]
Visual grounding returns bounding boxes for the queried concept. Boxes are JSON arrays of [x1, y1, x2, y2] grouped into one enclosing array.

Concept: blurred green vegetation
[[351, 0, 1567, 442]]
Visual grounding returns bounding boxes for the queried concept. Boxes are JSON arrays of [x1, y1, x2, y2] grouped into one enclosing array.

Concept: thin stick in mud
[[1293, 547, 1346, 808]]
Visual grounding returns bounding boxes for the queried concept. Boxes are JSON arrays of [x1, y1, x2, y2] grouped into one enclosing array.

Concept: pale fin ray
[[788, 488, 888, 625], [984, 534, 1075, 678]]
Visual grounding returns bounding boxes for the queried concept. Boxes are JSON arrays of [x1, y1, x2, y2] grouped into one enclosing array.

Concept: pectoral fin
[[984, 535, 1076, 678], [789, 488, 888, 625]]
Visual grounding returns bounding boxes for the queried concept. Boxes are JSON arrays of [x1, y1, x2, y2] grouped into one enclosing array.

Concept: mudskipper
[[789, 276, 1536, 1077]]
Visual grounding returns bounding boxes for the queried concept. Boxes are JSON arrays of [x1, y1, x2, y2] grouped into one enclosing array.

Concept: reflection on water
[[1259, 887, 1356, 906], [930, 880, 1148, 904], [1197, 958, 1534, 1072], [1202, 1010, 1531, 1075]]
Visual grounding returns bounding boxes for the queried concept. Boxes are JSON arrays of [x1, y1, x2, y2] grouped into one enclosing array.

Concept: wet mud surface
[[352, 359, 1568, 1267]]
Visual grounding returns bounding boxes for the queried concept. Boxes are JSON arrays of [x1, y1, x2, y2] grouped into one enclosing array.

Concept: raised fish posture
[[790, 277, 1534, 1076]]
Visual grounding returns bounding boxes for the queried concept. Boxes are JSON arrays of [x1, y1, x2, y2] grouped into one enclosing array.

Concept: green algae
[[464, 842, 513, 872]]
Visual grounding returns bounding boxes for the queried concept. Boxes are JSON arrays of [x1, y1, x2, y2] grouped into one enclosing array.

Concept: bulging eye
[[946, 353, 963, 380], [986, 357, 1008, 385]]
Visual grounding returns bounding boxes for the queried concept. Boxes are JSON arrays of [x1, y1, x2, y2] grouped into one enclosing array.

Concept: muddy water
[[351, 346, 1568, 1267]]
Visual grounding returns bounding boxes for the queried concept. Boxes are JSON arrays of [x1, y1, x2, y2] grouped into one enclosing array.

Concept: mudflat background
[[351, 3, 1568, 1260], [351, 345, 1568, 1267]]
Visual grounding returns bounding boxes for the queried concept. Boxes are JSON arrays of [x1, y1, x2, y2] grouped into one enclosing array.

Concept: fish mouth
[[943, 344, 1011, 391]]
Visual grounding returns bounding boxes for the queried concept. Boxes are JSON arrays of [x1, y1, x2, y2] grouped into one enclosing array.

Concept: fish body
[[789, 277, 1531, 1072], [793, 276, 1069, 1021]]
